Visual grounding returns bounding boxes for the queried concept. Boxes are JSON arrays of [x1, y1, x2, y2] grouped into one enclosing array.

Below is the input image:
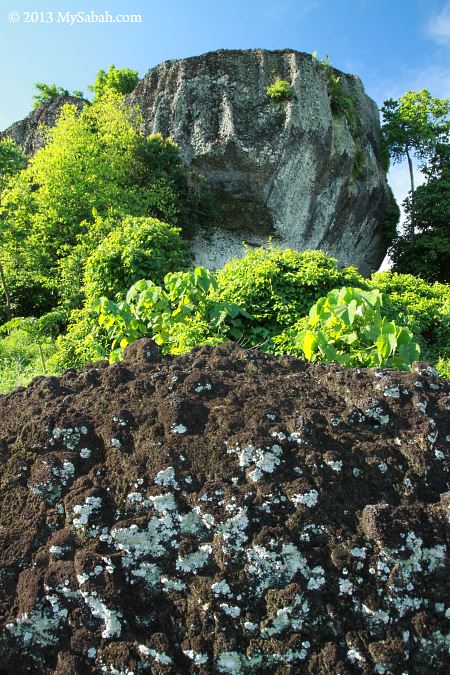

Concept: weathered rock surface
[[0, 96, 87, 156], [0, 341, 448, 674], [127, 49, 395, 275]]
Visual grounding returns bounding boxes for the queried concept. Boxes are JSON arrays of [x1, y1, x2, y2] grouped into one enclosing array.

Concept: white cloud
[[427, 3, 450, 46]]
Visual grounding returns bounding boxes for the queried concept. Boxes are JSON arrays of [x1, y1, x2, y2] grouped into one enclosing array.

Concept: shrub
[[272, 286, 420, 370], [47, 305, 109, 372], [214, 247, 367, 334], [94, 267, 252, 362], [83, 216, 189, 302], [369, 271, 449, 365], [266, 78, 292, 101]]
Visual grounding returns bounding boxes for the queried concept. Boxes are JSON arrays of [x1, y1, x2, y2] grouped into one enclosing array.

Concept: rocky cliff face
[[0, 96, 87, 156], [0, 341, 448, 673], [127, 49, 394, 275]]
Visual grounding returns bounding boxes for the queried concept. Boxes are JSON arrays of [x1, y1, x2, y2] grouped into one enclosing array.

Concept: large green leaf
[[302, 330, 319, 360], [376, 332, 397, 359]]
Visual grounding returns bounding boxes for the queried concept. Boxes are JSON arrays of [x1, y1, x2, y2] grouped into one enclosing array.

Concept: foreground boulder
[[128, 49, 396, 275], [0, 341, 448, 674]]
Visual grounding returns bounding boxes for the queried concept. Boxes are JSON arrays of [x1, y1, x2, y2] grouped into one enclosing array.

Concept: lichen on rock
[[0, 339, 448, 673]]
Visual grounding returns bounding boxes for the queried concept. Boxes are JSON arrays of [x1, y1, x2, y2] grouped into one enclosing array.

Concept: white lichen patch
[[183, 650, 209, 665], [50, 426, 88, 450], [306, 566, 326, 590], [171, 424, 187, 434], [72, 496, 102, 531], [80, 447, 91, 459], [416, 400, 427, 413], [339, 578, 354, 595], [176, 544, 212, 574], [130, 562, 161, 587], [31, 459, 76, 502], [154, 466, 179, 490], [219, 603, 241, 618], [112, 515, 177, 560], [194, 382, 212, 393], [227, 442, 283, 481], [160, 576, 186, 593], [291, 490, 319, 508], [326, 459, 343, 472], [49, 545, 65, 559], [347, 647, 366, 665], [245, 543, 305, 596], [126, 492, 143, 503], [211, 579, 231, 596], [383, 385, 400, 399], [80, 591, 121, 639], [261, 594, 309, 637], [6, 595, 68, 647], [149, 493, 177, 512], [138, 645, 172, 664], [365, 407, 390, 426], [351, 547, 367, 559], [216, 507, 250, 557]]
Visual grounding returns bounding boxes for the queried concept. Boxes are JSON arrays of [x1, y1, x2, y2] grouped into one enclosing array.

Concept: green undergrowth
[[0, 246, 448, 392]]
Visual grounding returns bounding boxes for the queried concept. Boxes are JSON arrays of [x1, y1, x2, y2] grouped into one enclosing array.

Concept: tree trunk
[[405, 146, 415, 243]]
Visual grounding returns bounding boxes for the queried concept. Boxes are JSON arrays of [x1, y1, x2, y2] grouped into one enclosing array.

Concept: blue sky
[[1, 0, 449, 227]]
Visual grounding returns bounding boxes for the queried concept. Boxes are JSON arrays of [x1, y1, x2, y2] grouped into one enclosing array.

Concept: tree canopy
[[381, 89, 449, 242], [389, 143, 450, 283], [33, 82, 84, 108], [88, 65, 139, 100]]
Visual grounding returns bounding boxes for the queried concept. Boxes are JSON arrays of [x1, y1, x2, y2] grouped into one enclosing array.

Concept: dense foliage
[[272, 286, 420, 370], [369, 271, 449, 367], [94, 267, 252, 361], [88, 64, 139, 99], [213, 247, 366, 342], [389, 143, 449, 282], [32, 82, 84, 107], [0, 93, 211, 320], [54, 246, 447, 375], [381, 90, 449, 242]]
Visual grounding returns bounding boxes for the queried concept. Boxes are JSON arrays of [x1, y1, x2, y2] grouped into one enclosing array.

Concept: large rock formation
[[127, 49, 395, 275], [0, 341, 448, 674], [2, 50, 395, 275]]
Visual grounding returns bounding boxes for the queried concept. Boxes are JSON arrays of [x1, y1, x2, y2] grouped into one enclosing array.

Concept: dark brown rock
[[0, 343, 448, 673]]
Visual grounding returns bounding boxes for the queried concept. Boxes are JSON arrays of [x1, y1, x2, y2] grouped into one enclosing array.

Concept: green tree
[[33, 82, 84, 108], [0, 138, 27, 319], [381, 90, 450, 240], [88, 65, 139, 100], [0, 92, 210, 319], [0, 138, 26, 189], [389, 143, 450, 283]]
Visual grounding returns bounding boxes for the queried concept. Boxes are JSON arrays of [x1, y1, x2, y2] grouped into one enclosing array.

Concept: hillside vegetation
[[0, 71, 448, 393]]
